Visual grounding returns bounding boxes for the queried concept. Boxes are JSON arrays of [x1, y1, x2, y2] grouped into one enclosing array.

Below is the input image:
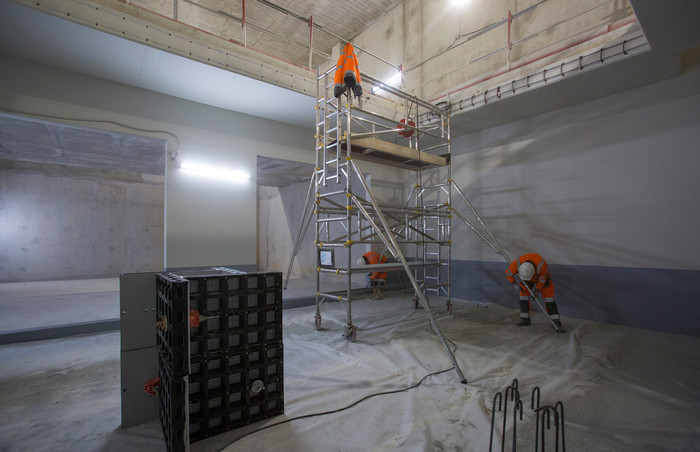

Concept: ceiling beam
[[9, 0, 317, 97]]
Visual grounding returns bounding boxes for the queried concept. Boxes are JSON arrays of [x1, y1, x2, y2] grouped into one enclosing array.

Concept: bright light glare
[[386, 72, 403, 86], [179, 161, 250, 182], [371, 70, 403, 95], [451, 0, 470, 6]]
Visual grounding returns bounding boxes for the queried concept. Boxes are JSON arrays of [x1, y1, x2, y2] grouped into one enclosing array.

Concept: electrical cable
[[407, 0, 551, 73], [218, 306, 461, 450], [218, 365, 455, 450]]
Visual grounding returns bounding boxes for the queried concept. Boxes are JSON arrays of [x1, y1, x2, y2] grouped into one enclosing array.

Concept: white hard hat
[[518, 262, 535, 280], [357, 257, 366, 266]]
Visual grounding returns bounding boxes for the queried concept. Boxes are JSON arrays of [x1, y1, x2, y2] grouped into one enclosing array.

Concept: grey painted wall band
[[450, 259, 700, 337]]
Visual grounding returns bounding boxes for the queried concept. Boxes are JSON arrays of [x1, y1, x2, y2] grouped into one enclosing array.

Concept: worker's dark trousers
[[520, 298, 560, 320]]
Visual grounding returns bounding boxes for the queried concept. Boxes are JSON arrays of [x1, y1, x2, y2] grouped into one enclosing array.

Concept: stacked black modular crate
[[156, 268, 284, 452]]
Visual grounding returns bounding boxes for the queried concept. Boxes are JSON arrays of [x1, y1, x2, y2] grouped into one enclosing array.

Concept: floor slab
[[1, 296, 699, 451]]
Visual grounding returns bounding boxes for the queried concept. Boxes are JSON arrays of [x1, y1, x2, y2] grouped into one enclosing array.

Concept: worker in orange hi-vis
[[333, 42, 363, 98], [359, 251, 387, 299], [505, 253, 564, 332]]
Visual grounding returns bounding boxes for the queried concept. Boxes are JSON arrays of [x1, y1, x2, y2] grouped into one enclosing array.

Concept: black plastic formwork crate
[[156, 268, 284, 452], [156, 273, 191, 377]]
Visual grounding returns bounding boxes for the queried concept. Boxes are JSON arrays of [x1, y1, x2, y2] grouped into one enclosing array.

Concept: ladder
[[285, 67, 562, 384], [284, 66, 468, 384]]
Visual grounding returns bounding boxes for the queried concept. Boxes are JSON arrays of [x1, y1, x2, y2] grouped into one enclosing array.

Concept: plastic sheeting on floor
[[1, 296, 699, 451]]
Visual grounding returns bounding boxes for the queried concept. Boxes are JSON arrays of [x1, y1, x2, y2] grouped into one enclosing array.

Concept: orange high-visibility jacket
[[505, 253, 550, 291], [362, 251, 387, 280], [334, 42, 363, 98]]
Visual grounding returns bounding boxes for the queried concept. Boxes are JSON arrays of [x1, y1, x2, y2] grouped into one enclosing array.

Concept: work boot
[[517, 318, 531, 327], [553, 319, 564, 333]]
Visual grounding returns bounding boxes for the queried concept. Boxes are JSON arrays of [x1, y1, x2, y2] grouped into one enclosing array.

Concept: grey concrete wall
[[257, 184, 314, 277], [449, 64, 700, 269], [257, 161, 412, 283], [447, 65, 700, 335], [451, 260, 700, 337], [351, 0, 637, 101], [0, 54, 314, 274], [0, 160, 163, 282]]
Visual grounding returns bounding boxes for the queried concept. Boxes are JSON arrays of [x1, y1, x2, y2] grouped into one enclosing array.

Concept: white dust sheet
[[198, 296, 700, 452], [1, 296, 699, 451]]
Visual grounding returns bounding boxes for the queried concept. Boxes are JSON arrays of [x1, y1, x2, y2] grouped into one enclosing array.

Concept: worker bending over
[[360, 251, 387, 299], [506, 253, 563, 331]]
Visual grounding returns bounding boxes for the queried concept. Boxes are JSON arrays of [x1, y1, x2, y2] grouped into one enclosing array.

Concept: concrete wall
[[0, 53, 314, 278], [351, 0, 637, 102], [257, 184, 311, 276], [448, 65, 700, 336], [257, 160, 412, 279], [0, 160, 164, 282]]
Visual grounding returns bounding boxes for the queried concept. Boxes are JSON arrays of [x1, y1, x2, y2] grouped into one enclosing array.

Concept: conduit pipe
[[181, 0, 330, 61], [418, 32, 647, 124], [253, 0, 400, 70]]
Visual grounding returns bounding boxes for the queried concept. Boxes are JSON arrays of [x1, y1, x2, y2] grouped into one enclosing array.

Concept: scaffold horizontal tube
[[421, 142, 449, 152], [361, 72, 448, 115], [318, 292, 347, 301], [416, 182, 451, 189], [316, 217, 347, 223], [317, 190, 347, 198]]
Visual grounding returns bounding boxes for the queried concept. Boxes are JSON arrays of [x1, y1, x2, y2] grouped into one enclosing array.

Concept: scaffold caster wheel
[[343, 325, 357, 342], [314, 315, 322, 331], [446, 301, 453, 315]]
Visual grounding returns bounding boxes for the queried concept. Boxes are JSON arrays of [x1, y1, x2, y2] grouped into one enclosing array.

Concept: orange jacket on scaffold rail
[[333, 42, 363, 98], [362, 251, 388, 280]]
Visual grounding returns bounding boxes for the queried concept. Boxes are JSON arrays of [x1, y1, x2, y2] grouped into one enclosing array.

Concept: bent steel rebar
[[489, 392, 503, 452], [502, 379, 520, 452], [488, 383, 566, 452], [512, 399, 524, 452], [536, 405, 560, 452], [532, 387, 541, 451], [555, 401, 566, 452]]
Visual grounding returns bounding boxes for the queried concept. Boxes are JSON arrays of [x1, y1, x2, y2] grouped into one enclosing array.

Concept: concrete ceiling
[[170, 0, 403, 69], [0, 0, 699, 180]]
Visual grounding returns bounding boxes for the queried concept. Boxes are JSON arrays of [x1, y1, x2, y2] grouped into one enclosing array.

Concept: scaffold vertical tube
[[350, 160, 467, 384]]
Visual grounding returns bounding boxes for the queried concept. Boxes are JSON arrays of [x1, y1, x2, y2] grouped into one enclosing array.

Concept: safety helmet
[[357, 257, 366, 266], [518, 262, 535, 280]]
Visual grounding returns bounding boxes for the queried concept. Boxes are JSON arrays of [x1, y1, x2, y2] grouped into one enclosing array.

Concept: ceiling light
[[371, 67, 404, 95], [179, 161, 250, 183], [451, 0, 471, 6]]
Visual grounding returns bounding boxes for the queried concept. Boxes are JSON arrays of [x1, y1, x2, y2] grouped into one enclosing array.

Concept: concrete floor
[[0, 275, 373, 451], [3, 279, 699, 451], [0, 278, 120, 332], [0, 274, 338, 339]]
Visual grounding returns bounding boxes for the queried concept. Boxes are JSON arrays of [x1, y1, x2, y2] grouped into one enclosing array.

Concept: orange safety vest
[[334, 42, 363, 98], [505, 253, 551, 292], [362, 251, 387, 280]]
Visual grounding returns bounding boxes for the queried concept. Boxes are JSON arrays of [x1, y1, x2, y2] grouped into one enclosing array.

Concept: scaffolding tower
[[286, 67, 468, 383]]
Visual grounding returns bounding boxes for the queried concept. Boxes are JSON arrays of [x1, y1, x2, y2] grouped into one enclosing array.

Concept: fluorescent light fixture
[[371, 69, 404, 95], [179, 161, 250, 182]]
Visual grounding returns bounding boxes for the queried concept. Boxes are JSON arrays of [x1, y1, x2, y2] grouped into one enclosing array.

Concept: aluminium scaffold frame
[[285, 66, 561, 384], [285, 66, 468, 383]]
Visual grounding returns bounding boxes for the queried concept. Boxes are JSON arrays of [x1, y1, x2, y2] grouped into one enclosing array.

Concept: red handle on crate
[[144, 377, 161, 396], [190, 310, 200, 327]]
